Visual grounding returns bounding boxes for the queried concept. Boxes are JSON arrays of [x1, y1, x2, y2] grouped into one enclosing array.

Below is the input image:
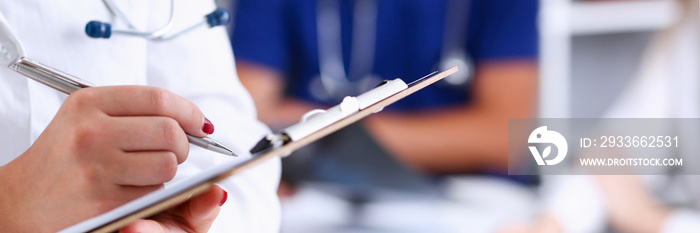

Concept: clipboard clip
[[249, 78, 409, 156]]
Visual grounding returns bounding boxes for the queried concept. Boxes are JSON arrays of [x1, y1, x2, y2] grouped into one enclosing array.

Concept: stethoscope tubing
[[85, 0, 230, 41], [313, 0, 473, 102]]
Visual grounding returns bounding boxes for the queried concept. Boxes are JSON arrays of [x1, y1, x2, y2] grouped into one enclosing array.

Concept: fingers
[[95, 117, 189, 186], [107, 151, 179, 186], [164, 185, 225, 232], [119, 219, 165, 233], [68, 86, 212, 137], [184, 185, 226, 224], [118, 185, 227, 233], [108, 116, 190, 164], [96, 116, 188, 186]]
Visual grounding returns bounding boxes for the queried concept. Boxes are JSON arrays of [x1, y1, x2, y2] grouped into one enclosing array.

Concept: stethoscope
[[84, 0, 231, 40], [311, 0, 474, 103]]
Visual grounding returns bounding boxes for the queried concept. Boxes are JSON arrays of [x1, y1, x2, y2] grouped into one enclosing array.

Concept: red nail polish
[[219, 190, 228, 206], [203, 117, 215, 134]]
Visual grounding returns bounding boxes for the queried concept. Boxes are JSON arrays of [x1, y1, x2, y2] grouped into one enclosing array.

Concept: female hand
[[119, 185, 228, 233], [0, 86, 217, 232]]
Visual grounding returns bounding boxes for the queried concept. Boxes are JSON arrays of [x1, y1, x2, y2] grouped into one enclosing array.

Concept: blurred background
[[217, 0, 695, 232]]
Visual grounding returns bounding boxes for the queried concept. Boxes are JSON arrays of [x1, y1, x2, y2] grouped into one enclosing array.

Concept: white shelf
[[538, 0, 681, 118], [570, 0, 681, 35]]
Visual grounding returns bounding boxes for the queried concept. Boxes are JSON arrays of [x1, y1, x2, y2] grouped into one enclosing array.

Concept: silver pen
[[9, 57, 237, 157]]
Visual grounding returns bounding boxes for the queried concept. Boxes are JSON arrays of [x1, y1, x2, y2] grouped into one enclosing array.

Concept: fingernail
[[202, 117, 215, 134], [219, 190, 228, 206]]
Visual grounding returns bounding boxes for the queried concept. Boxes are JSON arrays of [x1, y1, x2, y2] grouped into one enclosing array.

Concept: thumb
[[189, 185, 227, 219], [180, 185, 227, 232], [119, 219, 166, 233], [118, 185, 227, 233]]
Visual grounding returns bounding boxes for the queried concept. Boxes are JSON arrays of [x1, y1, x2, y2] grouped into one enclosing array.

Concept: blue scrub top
[[231, 0, 538, 111]]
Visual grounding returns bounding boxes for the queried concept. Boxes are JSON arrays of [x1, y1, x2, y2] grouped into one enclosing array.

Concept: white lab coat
[[0, 1, 281, 232]]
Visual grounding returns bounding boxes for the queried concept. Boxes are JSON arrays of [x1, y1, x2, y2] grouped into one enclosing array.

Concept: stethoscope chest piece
[[439, 51, 473, 87], [311, 0, 474, 103], [85, 0, 230, 41]]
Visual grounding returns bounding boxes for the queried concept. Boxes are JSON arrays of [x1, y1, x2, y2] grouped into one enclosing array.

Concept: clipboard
[[60, 66, 458, 233]]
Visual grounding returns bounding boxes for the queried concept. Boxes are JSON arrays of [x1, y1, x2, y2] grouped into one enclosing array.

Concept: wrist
[[0, 162, 27, 232], [0, 150, 58, 232]]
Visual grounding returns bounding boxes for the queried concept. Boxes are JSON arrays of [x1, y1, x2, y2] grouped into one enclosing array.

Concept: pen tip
[[218, 148, 238, 157], [206, 139, 238, 157]]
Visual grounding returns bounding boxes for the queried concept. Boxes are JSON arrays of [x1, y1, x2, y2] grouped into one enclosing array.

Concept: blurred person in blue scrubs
[[231, 0, 538, 231]]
